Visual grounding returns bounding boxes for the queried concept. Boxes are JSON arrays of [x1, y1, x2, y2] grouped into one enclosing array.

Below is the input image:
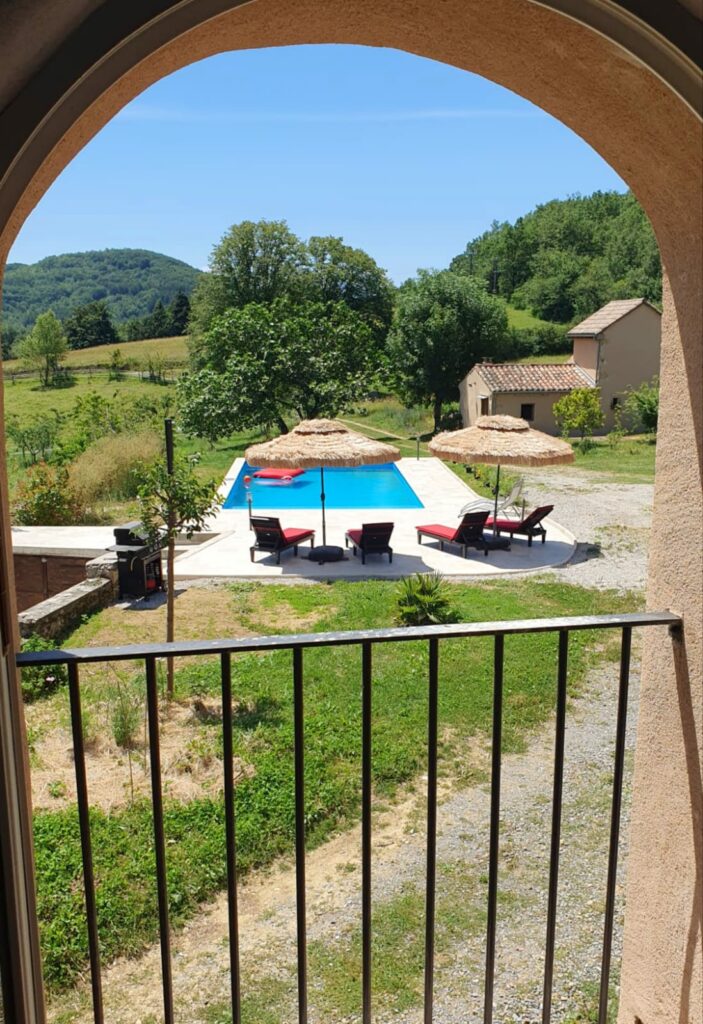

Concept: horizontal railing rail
[[16, 610, 681, 1024], [15, 611, 679, 664]]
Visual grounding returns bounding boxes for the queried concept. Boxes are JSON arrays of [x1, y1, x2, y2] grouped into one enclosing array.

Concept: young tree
[[138, 451, 221, 697], [178, 298, 375, 440], [553, 387, 605, 448], [16, 310, 68, 386], [388, 270, 509, 431], [63, 300, 118, 349]]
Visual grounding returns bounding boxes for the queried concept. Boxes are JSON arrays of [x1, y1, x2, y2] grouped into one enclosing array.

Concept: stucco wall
[[0, 2, 700, 1021], [595, 303, 662, 430], [571, 337, 599, 378], [459, 367, 492, 425], [492, 390, 567, 434]]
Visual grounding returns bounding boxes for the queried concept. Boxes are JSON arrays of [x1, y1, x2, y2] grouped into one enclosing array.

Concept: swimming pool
[[223, 462, 423, 510]]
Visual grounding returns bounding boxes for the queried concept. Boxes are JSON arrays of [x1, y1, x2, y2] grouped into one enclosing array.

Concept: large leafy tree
[[305, 235, 394, 342], [388, 270, 508, 431], [63, 300, 119, 349], [189, 220, 308, 340], [179, 298, 374, 440], [16, 310, 68, 386], [138, 453, 221, 698]]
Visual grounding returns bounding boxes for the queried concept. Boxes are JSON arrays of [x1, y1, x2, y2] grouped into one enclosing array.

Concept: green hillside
[[451, 190, 661, 324], [2, 248, 200, 331]]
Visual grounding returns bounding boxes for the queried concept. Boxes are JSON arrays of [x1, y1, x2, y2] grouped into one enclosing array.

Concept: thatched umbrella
[[429, 415, 574, 531], [246, 419, 401, 558]]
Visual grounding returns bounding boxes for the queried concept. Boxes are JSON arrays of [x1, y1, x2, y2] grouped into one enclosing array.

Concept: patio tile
[[174, 458, 576, 580]]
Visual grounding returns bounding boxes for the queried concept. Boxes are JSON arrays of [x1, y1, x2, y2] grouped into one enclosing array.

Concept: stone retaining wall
[[18, 554, 118, 639]]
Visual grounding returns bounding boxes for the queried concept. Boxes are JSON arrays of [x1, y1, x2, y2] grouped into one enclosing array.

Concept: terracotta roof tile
[[567, 298, 654, 336], [474, 362, 594, 393]]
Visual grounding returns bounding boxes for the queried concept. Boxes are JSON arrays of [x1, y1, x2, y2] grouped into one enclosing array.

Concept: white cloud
[[116, 105, 544, 125]]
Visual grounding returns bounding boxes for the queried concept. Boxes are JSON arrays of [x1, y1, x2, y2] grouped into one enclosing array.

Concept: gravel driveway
[[518, 469, 652, 593]]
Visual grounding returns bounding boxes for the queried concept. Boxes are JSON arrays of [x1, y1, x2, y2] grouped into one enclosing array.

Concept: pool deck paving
[[173, 457, 576, 580]]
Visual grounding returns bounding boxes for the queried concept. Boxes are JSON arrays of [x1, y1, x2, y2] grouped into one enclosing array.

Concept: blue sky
[[9, 45, 626, 283]]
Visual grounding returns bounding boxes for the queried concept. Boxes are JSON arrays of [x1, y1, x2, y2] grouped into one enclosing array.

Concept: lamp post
[[243, 474, 253, 526]]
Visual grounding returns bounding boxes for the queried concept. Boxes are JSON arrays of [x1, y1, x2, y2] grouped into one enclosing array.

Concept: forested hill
[[2, 248, 200, 330], [450, 191, 661, 324]]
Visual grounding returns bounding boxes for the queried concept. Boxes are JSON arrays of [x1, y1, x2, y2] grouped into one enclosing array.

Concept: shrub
[[68, 430, 161, 504], [396, 572, 456, 626], [624, 375, 659, 433], [13, 463, 85, 525], [438, 403, 462, 431], [20, 635, 68, 703]]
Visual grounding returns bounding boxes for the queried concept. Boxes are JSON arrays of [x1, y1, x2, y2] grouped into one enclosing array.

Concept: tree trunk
[[166, 532, 175, 699], [433, 396, 443, 433]]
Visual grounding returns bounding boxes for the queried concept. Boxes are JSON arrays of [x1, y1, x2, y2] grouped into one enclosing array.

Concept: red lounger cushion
[[485, 517, 521, 530], [282, 528, 314, 543], [346, 529, 363, 544], [416, 524, 457, 541], [252, 468, 304, 479]]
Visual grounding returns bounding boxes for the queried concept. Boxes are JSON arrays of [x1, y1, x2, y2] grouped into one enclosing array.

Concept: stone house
[[459, 298, 661, 434]]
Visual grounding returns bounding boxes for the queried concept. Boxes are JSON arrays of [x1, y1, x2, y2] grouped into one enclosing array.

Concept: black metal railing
[[17, 610, 681, 1024]]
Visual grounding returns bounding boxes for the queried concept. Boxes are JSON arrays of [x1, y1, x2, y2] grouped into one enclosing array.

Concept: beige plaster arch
[[0, 2, 700, 1021]]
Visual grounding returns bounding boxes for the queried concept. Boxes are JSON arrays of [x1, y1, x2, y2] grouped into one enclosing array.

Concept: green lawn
[[33, 577, 637, 991], [572, 435, 656, 481]]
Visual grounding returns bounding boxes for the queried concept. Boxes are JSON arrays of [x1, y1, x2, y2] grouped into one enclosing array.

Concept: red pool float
[[252, 468, 304, 480]]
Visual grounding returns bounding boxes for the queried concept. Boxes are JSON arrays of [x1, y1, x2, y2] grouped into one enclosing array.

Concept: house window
[[480, 396, 490, 415], [520, 403, 535, 421], [611, 396, 620, 409]]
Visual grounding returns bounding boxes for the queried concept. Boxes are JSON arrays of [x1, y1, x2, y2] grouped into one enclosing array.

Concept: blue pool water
[[224, 462, 423, 510]]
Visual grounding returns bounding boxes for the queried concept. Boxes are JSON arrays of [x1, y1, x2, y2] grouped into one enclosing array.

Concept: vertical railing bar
[[67, 662, 104, 1024], [541, 630, 569, 1023], [145, 656, 174, 1024], [423, 637, 439, 1024], [221, 652, 241, 1024], [293, 647, 308, 1024], [598, 626, 632, 1023], [483, 633, 504, 1024], [361, 641, 373, 1024]]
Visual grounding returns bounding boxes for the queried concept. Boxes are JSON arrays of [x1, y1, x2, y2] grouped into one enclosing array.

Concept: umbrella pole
[[320, 466, 327, 546], [493, 464, 501, 536]]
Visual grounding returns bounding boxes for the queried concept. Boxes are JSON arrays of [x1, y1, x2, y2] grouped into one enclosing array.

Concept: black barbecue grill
[[111, 522, 165, 599]]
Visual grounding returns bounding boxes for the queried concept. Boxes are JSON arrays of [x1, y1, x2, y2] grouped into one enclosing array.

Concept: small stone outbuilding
[[459, 298, 661, 434]]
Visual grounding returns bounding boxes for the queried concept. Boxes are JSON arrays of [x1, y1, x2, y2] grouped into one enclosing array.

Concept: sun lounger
[[250, 516, 315, 563], [485, 504, 554, 545], [344, 522, 394, 564], [416, 511, 509, 558]]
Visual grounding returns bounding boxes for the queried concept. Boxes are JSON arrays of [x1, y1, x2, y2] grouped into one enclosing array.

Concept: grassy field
[[505, 304, 563, 331], [28, 577, 637, 994], [2, 372, 171, 423], [572, 435, 656, 480], [2, 335, 188, 374]]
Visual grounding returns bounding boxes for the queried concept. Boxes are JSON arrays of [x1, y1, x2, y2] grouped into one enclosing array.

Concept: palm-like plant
[[395, 572, 456, 626]]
